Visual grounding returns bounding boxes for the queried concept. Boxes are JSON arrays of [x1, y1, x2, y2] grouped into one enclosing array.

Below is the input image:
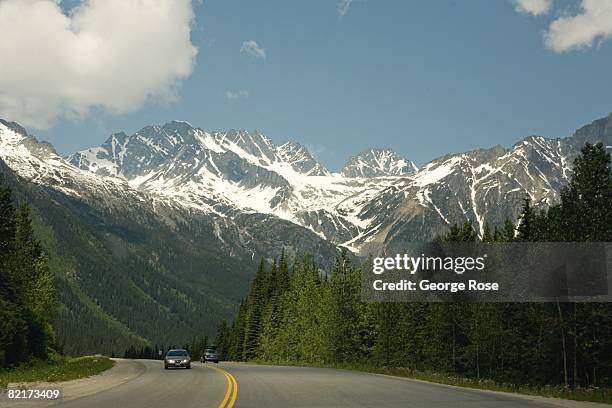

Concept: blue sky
[[6, 0, 612, 169]]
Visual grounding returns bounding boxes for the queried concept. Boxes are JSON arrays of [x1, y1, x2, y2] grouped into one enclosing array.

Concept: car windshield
[[167, 350, 188, 357]]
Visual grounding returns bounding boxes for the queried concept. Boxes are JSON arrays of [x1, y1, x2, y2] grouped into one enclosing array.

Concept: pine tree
[[0, 173, 16, 260], [220, 144, 612, 389], [243, 259, 268, 360], [322, 250, 364, 364], [14, 205, 44, 304], [0, 173, 17, 303], [215, 320, 231, 360], [516, 197, 535, 241], [558, 142, 612, 241], [229, 300, 247, 360], [444, 221, 478, 242], [372, 302, 402, 367], [276, 250, 290, 293], [258, 254, 291, 361], [501, 218, 516, 242], [482, 222, 493, 242], [0, 173, 19, 366], [445, 223, 462, 242], [460, 221, 478, 241], [0, 176, 55, 366]]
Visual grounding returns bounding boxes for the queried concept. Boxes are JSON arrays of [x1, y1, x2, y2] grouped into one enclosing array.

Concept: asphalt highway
[[55, 360, 607, 408]]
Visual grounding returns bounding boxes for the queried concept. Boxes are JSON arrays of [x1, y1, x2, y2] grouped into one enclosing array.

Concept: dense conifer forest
[[0, 175, 56, 368], [0, 159, 245, 357], [217, 143, 612, 389]]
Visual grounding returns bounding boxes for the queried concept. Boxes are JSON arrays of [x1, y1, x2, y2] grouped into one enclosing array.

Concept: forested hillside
[[0, 173, 55, 367], [0, 160, 252, 356], [218, 143, 612, 390]]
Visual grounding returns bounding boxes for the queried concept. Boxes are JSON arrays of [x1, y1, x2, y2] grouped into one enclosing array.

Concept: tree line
[[216, 143, 612, 388], [0, 173, 56, 368], [122, 336, 210, 360]]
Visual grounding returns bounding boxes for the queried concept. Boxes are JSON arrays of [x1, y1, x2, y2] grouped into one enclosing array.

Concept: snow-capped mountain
[[68, 122, 408, 243], [3, 114, 612, 256], [341, 149, 418, 178], [0, 119, 144, 209], [349, 117, 612, 249], [0, 119, 342, 267], [67, 115, 612, 251]]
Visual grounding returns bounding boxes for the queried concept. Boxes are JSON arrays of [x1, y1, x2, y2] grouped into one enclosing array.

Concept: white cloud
[[226, 90, 249, 100], [544, 0, 612, 52], [0, 0, 198, 129], [512, 0, 553, 16], [338, 0, 354, 18], [240, 40, 266, 60]]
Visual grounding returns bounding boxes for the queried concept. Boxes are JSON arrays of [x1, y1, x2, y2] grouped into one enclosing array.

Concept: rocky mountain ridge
[[2, 114, 611, 354], [66, 114, 612, 249], [2, 114, 612, 255]]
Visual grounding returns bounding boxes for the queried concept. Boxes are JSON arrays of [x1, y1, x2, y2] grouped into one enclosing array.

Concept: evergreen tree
[[228, 300, 247, 360], [558, 142, 612, 241], [215, 320, 231, 360], [321, 250, 364, 364], [501, 218, 516, 242], [482, 222, 493, 242], [516, 197, 536, 241], [0, 173, 16, 260], [372, 303, 403, 367], [219, 142, 612, 389], [277, 250, 290, 293], [444, 221, 478, 242], [258, 255, 291, 361], [243, 259, 268, 360], [0, 175, 55, 366], [0, 173, 17, 304]]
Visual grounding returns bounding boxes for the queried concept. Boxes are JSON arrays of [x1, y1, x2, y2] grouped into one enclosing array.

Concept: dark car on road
[[164, 349, 191, 369], [202, 347, 219, 363]]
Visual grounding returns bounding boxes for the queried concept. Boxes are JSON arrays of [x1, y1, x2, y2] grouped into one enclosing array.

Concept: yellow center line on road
[[227, 369, 238, 407], [204, 364, 238, 408]]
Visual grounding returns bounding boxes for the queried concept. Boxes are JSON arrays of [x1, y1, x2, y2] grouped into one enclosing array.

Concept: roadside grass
[[246, 360, 612, 405], [0, 354, 114, 388], [372, 367, 612, 405]]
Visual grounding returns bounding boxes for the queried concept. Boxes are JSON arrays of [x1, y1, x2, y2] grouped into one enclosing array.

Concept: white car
[[164, 349, 191, 369]]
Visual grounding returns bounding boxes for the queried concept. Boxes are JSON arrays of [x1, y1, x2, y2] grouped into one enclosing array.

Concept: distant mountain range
[[66, 123, 419, 245], [66, 114, 611, 248], [0, 113, 610, 354]]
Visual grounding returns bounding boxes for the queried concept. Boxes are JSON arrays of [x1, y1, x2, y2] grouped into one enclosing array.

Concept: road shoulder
[[228, 362, 611, 408], [1, 358, 145, 408], [368, 372, 612, 408]]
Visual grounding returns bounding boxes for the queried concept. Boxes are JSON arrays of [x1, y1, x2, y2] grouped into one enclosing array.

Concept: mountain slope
[[0, 120, 341, 355], [351, 115, 612, 249]]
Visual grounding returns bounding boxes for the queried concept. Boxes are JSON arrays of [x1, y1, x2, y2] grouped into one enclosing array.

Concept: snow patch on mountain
[[341, 148, 418, 178], [0, 120, 131, 200], [68, 122, 408, 243], [3, 113, 612, 253]]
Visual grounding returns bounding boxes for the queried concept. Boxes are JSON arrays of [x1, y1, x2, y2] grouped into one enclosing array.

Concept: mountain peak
[[340, 148, 417, 178], [161, 120, 195, 134], [276, 142, 330, 176], [0, 119, 29, 138], [569, 112, 612, 149]]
